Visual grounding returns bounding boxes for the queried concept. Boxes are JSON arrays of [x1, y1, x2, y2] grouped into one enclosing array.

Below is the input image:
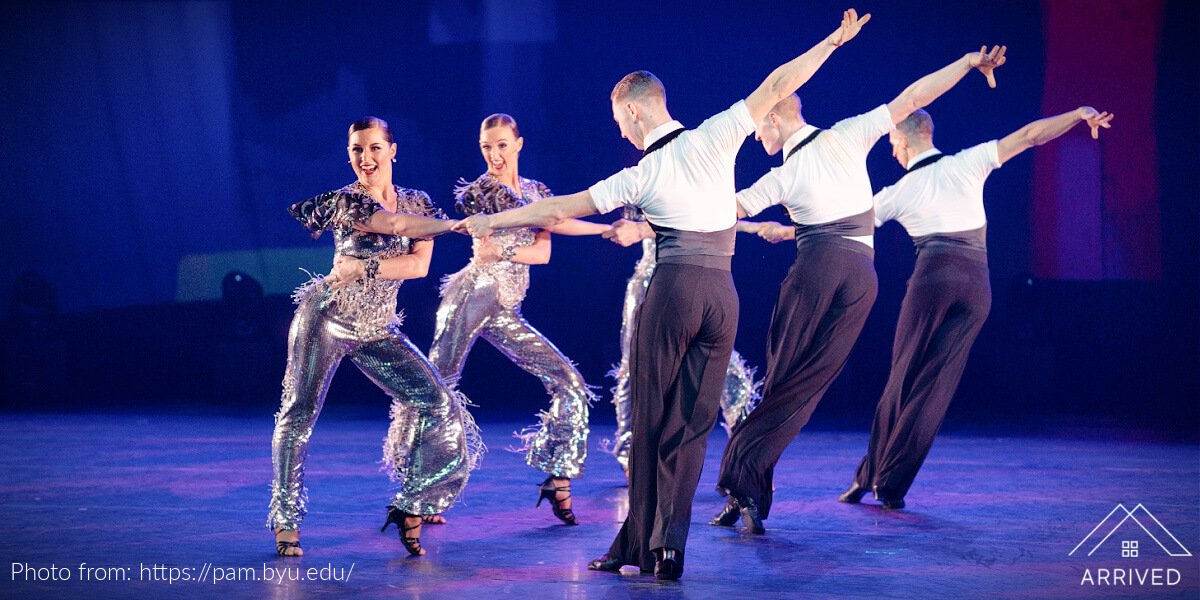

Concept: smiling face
[[479, 124, 523, 178], [611, 99, 644, 150], [347, 127, 396, 187]]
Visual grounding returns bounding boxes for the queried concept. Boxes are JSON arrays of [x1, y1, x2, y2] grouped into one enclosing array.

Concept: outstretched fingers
[[1088, 111, 1114, 139], [975, 44, 1007, 88], [838, 8, 871, 45]]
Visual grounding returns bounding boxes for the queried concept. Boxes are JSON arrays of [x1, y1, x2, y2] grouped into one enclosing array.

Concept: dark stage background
[[1, 1, 1196, 437]]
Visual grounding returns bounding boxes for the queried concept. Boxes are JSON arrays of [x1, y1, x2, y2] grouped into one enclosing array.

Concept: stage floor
[[0, 413, 1196, 599]]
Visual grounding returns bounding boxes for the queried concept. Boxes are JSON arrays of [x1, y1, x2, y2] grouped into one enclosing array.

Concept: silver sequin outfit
[[430, 174, 593, 479], [607, 207, 761, 471], [267, 182, 482, 532]]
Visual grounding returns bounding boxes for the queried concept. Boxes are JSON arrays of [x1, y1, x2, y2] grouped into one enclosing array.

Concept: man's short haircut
[[770, 94, 803, 121], [896, 109, 934, 141], [611, 71, 666, 104]]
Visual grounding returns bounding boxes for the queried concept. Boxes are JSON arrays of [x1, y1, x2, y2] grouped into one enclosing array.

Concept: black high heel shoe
[[381, 506, 426, 556], [737, 496, 766, 535], [839, 481, 870, 504], [653, 547, 683, 580], [873, 486, 906, 510], [537, 477, 578, 525], [587, 554, 624, 573], [275, 530, 302, 557], [709, 497, 741, 527]]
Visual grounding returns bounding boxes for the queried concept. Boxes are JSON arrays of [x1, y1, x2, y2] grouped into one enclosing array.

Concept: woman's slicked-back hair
[[348, 116, 393, 143], [481, 113, 520, 138]]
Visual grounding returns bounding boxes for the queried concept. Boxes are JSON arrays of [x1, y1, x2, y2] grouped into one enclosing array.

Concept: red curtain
[[1034, 0, 1164, 280]]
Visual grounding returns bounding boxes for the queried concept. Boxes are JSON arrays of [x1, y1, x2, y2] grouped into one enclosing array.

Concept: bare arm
[[757, 222, 795, 243], [326, 240, 435, 289], [476, 231, 552, 265], [737, 220, 795, 243], [546, 218, 612, 236], [358, 211, 458, 238], [736, 201, 749, 219], [997, 106, 1113, 164], [601, 219, 654, 247], [745, 9, 871, 123], [452, 191, 598, 237], [886, 46, 1007, 124], [736, 220, 767, 234]]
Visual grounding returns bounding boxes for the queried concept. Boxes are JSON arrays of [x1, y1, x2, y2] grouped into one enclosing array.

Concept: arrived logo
[[1070, 503, 1191, 587]]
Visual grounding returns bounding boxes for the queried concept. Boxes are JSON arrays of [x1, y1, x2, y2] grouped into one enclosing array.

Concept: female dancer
[[431, 113, 608, 525], [268, 117, 480, 557]]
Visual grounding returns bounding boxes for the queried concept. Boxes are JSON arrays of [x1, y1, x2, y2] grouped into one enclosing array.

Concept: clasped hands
[[326, 254, 365, 290]]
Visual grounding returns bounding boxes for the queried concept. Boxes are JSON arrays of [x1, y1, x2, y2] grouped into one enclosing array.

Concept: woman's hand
[[327, 255, 365, 290], [758, 222, 794, 243]]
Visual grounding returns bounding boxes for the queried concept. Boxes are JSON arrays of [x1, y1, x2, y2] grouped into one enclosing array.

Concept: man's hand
[[758, 222, 793, 244], [452, 214, 494, 238], [1079, 107, 1114, 139], [968, 45, 1007, 88], [827, 8, 871, 47], [327, 255, 365, 290], [602, 219, 653, 247]]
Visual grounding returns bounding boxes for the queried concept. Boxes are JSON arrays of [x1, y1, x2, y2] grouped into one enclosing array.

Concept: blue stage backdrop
[[1, 1, 1195, 433]]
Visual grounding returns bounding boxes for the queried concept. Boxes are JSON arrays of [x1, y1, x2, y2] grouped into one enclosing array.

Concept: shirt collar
[[643, 120, 684, 150], [906, 147, 942, 170], [782, 124, 820, 159]]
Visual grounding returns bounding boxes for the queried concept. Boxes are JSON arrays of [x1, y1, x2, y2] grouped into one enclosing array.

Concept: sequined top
[[441, 173, 551, 309], [288, 181, 445, 340]]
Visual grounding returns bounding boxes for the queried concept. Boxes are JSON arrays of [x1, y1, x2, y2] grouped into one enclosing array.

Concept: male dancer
[[604, 204, 760, 481], [838, 106, 1113, 510], [712, 45, 1007, 534], [455, 9, 871, 579]]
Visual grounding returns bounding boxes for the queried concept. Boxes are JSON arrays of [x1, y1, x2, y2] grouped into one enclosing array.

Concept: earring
[[391, 158, 397, 163]]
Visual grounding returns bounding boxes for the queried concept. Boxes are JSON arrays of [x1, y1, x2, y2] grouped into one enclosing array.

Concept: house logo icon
[[1070, 503, 1192, 558]]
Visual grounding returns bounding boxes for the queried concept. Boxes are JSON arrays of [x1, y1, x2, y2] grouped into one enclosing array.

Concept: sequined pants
[[607, 263, 738, 572], [609, 246, 759, 470], [267, 294, 471, 531], [431, 275, 591, 479], [717, 237, 877, 519], [853, 246, 990, 499]]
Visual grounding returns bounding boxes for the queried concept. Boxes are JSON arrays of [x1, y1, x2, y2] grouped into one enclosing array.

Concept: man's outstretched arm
[[886, 45, 1007, 124], [745, 8, 871, 123], [997, 106, 1113, 164], [452, 192, 598, 238]]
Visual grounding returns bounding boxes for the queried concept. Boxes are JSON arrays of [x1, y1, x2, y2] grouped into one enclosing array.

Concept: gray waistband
[[913, 225, 987, 254], [793, 208, 874, 244], [650, 223, 736, 262], [657, 254, 733, 270], [794, 233, 875, 258]]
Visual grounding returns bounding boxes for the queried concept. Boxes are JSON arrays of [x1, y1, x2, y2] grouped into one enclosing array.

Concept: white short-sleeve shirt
[[588, 100, 755, 232], [873, 141, 1001, 237], [736, 104, 894, 247]]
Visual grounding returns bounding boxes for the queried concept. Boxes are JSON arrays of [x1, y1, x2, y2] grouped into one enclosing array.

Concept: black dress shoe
[[587, 555, 624, 573], [737, 496, 765, 535], [873, 486, 906, 510], [838, 481, 869, 504], [653, 548, 683, 580], [709, 497, 741, 527]]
